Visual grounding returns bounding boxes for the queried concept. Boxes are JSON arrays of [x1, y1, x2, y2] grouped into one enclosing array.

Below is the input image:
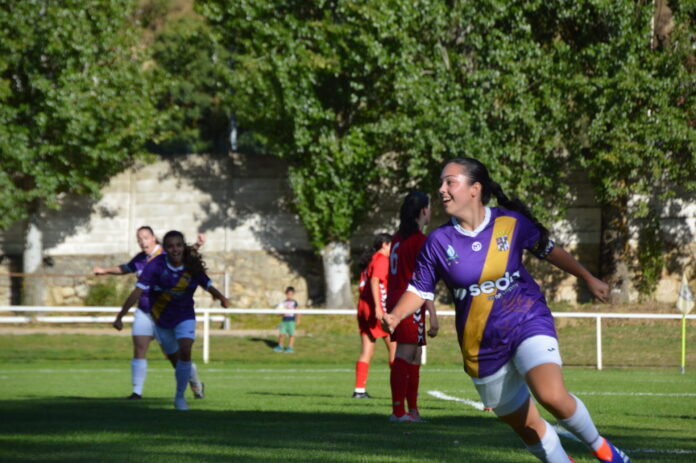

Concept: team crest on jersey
[[472, 241, 482, 252], [445, 244, 460, 265], [496, 235, 509, 251]]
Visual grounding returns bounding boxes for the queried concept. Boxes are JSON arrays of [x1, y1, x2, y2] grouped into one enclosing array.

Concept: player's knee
[[534, 388, 570, 413]]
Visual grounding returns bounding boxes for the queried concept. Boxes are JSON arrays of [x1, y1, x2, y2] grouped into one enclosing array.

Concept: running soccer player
[[386, 192, 439, 422], [115, 230, 229, 410], [353, 233, 396, 399], [383, 158, 630, 463], [96, 226, 205, 400]]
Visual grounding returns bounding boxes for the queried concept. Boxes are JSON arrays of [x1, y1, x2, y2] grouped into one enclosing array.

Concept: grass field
[[1, 320, 695, 462]]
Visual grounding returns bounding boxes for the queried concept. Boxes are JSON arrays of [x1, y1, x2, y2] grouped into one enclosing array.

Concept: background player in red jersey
[[352, 233, 395, 398], [387, 192, 439, 422]]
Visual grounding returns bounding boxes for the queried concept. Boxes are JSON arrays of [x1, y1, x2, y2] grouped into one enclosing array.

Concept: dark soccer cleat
[[126, 393, 142, 400], [593, 438, 631, 463], [351, 392, 372, 399]]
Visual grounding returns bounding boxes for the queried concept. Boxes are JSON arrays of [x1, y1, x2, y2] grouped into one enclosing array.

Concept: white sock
[[189, 362, 200, 384], [525, 420, 570, 463], [131, 358, 147, 395], [175, 361, 192, 399], [559, 394, 603, 451]]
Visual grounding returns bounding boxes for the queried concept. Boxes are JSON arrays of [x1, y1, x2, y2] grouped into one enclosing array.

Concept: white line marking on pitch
[[427, 390, 486, 410]]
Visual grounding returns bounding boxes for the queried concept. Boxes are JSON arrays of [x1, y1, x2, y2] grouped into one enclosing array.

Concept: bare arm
[[370, 276, 385, 320], [382, 290, 426, 334], [113, 287, 143, 330], [425, 299, 439, 337], [207, 285, 229, 308], [545, 246, 609, 302], [93, 265, 126, 276]]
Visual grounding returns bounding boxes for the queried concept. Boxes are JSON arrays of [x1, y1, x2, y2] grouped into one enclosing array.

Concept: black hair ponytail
[[358, 233, 392, 271], [446, 158, 552, 258], [398, 192, 429, 238]]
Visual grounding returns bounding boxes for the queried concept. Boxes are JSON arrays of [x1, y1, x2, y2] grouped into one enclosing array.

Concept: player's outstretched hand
[[93, 266, 106, 275], [219, 295, 230, 308], [112, 317, 123, 331], [587, 276, 609, 303]]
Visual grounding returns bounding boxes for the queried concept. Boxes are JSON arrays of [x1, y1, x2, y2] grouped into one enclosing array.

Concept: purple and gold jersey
[[119, 245, 163, 312], [136, 254, 212, 329], [408, 207, 556, 378]]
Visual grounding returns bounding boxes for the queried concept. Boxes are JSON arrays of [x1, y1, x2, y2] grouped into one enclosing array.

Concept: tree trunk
[[21, 213, 45, 306], [600, 197, 632, 304], [321, 241, 354, 309]]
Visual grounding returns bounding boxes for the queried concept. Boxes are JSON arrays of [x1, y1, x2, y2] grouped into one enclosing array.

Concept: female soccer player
[[383, 158, 630, 463], [115, 230, 229, 410], [353, 233, 396, 399], [96, 226, 205, 400], [386, 192, 439, 422]]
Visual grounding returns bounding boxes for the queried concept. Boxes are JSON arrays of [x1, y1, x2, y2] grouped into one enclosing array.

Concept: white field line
[[428, 390, 696, 456], [427, 390, 485, 410]]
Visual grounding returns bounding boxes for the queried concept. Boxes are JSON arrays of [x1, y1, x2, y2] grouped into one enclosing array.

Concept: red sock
[[355, 361, 369, 390], [407, 363, 420, 412], [390, 357, 410, 416]]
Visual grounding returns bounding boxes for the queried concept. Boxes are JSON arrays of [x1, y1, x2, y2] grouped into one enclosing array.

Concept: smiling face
[[136, 228, 157, 254], [438, 162, 483, 218], [164, 234, 185, 266]]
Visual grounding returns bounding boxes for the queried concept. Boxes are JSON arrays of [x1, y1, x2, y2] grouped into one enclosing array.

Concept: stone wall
[[0, 152, 693, 307]]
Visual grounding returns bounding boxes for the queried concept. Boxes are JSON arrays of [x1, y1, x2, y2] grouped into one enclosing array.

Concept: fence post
[[203, 310, 210, 364], [596, 315, 603, 370], [224, 272, 230, 297]]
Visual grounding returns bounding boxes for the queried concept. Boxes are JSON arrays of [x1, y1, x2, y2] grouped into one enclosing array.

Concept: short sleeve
[[197, 272, 212, 290], [371, 254, 389, 283], [517, 214, 554, 259], [136, 259, 157, 290], [121, 254, 140, 274], [407, 238, 439, 301]]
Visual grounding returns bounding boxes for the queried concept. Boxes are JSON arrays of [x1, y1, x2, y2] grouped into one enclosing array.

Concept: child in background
[[274, 286, 301, 353]]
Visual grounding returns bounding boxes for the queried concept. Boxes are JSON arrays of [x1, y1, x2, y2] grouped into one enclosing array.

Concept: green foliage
[[635, 210, 665, 296], [200, 0, 694, 296], [84, 279, 133, 306], [148, 14, 234, 154], [0, 0, 158, 229], [558, 0, 695, 211]]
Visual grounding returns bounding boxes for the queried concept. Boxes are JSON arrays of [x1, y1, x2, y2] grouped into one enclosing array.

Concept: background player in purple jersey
[[101, 227, 205, 401], [383, 158, 630, 463], [116, 230, 228, 410]]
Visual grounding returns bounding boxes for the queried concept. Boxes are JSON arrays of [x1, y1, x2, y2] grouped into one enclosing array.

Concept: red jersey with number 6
[[387, 230, 428, 345]]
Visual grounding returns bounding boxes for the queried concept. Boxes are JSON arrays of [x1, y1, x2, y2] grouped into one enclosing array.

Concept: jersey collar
[[165, 256, 185, 272], [451, 207, 491, 237]]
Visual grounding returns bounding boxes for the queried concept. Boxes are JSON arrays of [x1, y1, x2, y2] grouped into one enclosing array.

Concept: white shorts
[[471, 335, 562, 416], [131, 308, 157, 338], [155, 319, 197, 355]]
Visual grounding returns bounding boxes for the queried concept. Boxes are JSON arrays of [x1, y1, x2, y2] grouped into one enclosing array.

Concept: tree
[[0, 0, 158, 303], [550, 0, 695, 300], [148, 14, 234, 154], [197, 0, 427, 308]]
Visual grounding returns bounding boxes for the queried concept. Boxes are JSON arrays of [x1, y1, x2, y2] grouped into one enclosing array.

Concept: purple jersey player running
[[383, 158, 630, 463], [96, 226, 206, 400], [116, 230, 229, 410]]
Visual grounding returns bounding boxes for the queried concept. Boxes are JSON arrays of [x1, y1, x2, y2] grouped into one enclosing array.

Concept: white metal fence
[[1, 306, 694, 368]]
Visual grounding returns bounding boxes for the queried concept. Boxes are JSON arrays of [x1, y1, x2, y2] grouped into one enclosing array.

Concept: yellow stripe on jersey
[[150, 272, 192, 321], [461, 215, 516, 378]]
